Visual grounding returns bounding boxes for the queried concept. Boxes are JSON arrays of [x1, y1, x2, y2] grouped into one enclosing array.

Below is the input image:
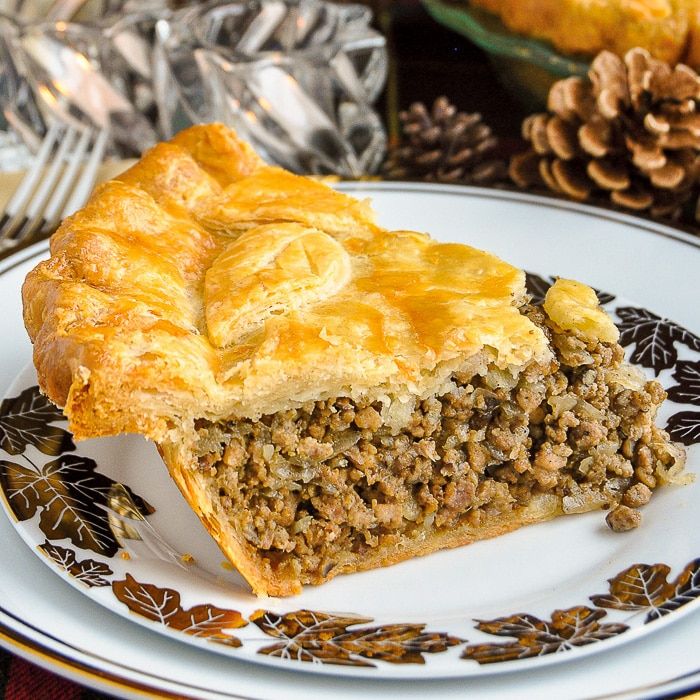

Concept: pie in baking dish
[[468, 0, 700, 66], [22, 124, 688, 597]]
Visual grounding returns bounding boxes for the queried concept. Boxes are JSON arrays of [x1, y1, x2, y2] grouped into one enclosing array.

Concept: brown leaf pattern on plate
[[113, 574, 246, 647], [615, 307, 700, 375], [665, 360, 700, 445], [590, 560, 700, 622], [666, 411, 700, 445], [654, 559, 700, 618], [667, 360, 700, 406], [39, 541, 113, 587], [0, 386, 74, 456], [0, 454, 152, 556], [251, 609, 463, 667], [461, 607, 628, 664], [525, 272, 615, 306]]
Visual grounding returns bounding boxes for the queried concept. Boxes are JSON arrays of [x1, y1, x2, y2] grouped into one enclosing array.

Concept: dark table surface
[[0, 2, 697, 699]]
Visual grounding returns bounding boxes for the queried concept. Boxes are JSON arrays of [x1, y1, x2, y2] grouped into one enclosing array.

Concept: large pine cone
[[510, 48, 700, 220], [383, 97, 507, 185]]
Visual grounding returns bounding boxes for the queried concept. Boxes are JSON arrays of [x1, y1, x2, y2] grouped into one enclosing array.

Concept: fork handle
[[45, 0, 91, 21]]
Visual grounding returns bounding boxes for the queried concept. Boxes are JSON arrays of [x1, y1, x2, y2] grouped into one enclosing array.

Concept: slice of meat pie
[[22, 124, 688, 597]]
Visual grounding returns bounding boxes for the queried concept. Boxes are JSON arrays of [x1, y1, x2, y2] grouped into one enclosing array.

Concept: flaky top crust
[[23, 124, 613, 442]]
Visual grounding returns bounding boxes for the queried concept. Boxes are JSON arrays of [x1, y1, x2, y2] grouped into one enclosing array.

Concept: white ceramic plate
[[0, 185, 698, 698]]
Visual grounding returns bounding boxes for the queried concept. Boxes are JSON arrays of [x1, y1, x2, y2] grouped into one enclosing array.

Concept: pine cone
[[510, 48, 700, 221], [383, 97, 507, 185]]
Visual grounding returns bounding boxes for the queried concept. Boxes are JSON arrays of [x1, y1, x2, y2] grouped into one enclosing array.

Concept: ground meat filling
[[197, 306, 678, 580]]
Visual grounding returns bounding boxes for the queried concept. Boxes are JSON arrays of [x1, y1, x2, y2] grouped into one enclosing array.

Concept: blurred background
[[1, 0, 699, 233], [0, 0, 526, 171]]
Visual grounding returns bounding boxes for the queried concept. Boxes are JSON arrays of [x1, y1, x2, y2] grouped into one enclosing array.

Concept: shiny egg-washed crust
[[23, 124, 625, 597], [20, 123, 597, 445]]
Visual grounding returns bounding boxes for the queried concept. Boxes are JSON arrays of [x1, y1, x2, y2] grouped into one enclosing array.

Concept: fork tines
[[0, 122, 108, 249]]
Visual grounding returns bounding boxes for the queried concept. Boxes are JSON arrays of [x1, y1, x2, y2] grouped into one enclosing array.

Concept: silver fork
[[0, 121, 108, 254]]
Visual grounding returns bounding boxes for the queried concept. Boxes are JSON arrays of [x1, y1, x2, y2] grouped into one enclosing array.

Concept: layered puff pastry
[[23, 124, 687, 597], [469, 0, 700, 66]]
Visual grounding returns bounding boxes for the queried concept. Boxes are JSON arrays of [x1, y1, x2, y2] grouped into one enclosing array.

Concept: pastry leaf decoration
[[590, 560, 700, 622], [461, 607, 627, 664], [251, 609, 463, 667], [615, 307, 700, 375], [525, 272, 615, 306], [666, 360, 700, 406], [206, 224, 352, 348], [666, 411, 700, 445], [0, 386, 74, 456], [113, 574, 246, 647], [0, 454, 152, 557], [39, 541, 113, 587]]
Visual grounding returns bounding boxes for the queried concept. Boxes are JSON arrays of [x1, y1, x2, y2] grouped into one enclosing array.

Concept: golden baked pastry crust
[[23, 124, 685, 598], [22, 123, 573, 441], [469, 0, 700, 65]]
